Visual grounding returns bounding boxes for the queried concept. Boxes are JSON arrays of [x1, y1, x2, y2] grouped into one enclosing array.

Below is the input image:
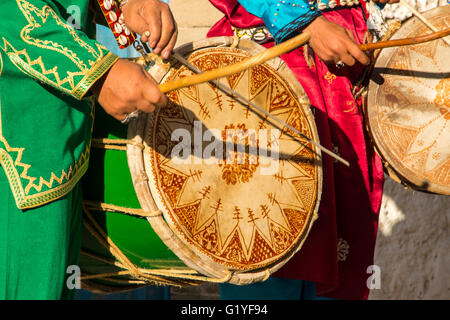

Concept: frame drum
[[366, 6, 450, 195]]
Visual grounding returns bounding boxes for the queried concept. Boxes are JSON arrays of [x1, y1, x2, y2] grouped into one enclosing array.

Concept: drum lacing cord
[[91, 138, 145, 151], [82, 204, 180, 286], [88, 138, 157, 219], [81, 204, 234, 287], [83, 200, 162, 218]]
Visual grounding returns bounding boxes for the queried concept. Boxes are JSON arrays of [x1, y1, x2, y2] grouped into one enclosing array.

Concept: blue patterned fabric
[[74, 287, 170, 300], [238, 0, 363, 42]]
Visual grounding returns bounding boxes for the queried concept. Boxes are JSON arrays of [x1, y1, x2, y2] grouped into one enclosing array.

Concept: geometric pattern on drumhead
[[369, 7, 449, 193], [143, 47, 320, 270]]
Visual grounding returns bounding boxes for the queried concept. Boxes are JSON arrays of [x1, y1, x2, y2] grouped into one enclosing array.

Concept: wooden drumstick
[[359, 27, 450, 51], [399, 0, 450, 46], [160, 29, 449, 93], [159, 32, 311, 93]]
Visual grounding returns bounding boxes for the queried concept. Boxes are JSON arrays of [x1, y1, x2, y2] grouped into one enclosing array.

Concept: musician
[[207, 0, 399, 300], [0, 0, 176, 299]]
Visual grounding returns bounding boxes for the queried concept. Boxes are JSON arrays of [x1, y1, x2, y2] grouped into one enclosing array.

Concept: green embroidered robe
[[0, 0, 118, 209]]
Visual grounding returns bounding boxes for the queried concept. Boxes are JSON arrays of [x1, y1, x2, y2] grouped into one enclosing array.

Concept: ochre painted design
[[220, 123, 260, 185], [144, 47, 320, 270]]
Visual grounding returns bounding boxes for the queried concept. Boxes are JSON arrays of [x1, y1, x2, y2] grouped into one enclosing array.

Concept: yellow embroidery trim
[[0, 50, 3, 78], [0, 0, 117, 99], [17, 0, 102, 70], [25, 147, 90, 194], [0, 98, 95, 209], [73, 52, 119, 100], [0, 52, 3, 137], [2, 40, 118, 99], [0, 1, 114, 208], [0, 148, 90, 209], [344, 100, 358, 113], [324, 71, 336, 85], [2, 41, 73, 95]]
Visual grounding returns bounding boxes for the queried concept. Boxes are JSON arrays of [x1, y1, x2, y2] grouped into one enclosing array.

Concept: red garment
[[208, 0, 384, 300]]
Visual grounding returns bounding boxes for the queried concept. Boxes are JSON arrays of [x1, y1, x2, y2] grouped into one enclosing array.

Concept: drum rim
[[127, 36, 323, 284], [366, 6, 450, 195]]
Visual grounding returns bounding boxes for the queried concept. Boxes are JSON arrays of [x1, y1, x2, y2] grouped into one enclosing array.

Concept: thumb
[[141, 71, 168, 109]]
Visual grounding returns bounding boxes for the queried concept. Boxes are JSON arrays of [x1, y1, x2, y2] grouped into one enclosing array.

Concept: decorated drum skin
[[81, 36, 322, 292], [366, 6, 450, 195]]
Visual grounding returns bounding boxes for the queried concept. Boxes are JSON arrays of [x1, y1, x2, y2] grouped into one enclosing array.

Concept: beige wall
[[369, 179, 449, 300]]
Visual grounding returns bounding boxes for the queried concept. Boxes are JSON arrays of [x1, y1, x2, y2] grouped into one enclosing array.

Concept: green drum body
[[80, 106, 186, 294]]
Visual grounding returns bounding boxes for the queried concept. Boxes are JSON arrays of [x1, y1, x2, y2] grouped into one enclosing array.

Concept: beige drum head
[[127, 37, 322, 284], [367, 6, 450, 195]]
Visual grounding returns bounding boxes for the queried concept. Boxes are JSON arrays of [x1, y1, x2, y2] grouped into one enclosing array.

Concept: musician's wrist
[[91, 59, 121, 99], [303, 16, 327, 34]]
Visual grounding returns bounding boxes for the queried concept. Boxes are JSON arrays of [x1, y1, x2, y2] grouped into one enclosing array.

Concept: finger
[[122, 10, 150, 36], [161, 26, 178, 59], [346, 41, 370, 65], [140, 30, 151, 44], [344, 28, 356, 42], [118, 110, 136, 123], [136, 100, 156, 114], [142, 8, 162, 50], [144, 85, 168, 109], [111, 106, 137, 122], [321, 54, 336, 65], [343, 29, 370, 66], [139, 90, 167, 112], [155, 10, 177, 58], [338, 51, 356, 67]]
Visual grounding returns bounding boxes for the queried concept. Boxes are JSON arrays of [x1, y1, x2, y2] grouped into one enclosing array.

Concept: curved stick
[[159, 29, 449, 93], [158, 32, 311, 93], [359, 27, 450, 51]]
